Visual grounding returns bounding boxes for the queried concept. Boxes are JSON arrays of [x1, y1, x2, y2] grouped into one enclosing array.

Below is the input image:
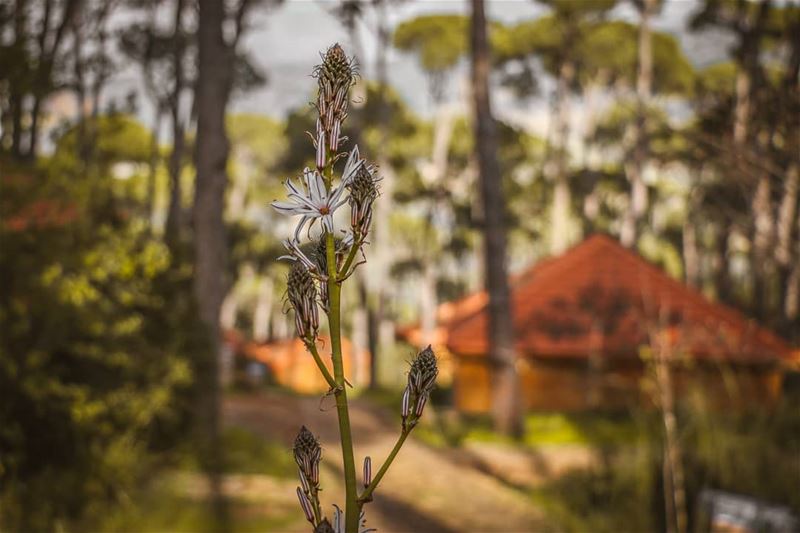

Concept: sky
[[231, 0, 730, 120], [95, 0, 734, 141]]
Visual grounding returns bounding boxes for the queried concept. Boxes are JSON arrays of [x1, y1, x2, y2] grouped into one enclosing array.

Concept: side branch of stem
[[304, 339, 337, 389], [358, 428, 411, 507]]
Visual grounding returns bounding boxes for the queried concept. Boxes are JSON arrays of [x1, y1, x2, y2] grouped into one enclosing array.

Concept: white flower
[[272, 167, 349, 241], [271, 146, 366, 242]]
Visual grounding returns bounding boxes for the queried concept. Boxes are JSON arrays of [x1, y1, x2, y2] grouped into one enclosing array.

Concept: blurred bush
[[0, 155, 200, 530], [535, 399, 800, 532]]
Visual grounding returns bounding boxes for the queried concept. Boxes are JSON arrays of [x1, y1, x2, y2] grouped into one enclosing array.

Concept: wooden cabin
[[434, 235, 792, 413], [227, 332, 371, 393]]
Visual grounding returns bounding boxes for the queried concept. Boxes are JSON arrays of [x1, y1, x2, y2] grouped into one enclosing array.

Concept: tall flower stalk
[[272, 44, 437, 533]]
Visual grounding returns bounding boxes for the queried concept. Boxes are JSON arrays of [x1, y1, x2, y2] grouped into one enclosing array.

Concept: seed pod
[[363, 456, 372, 487], [297, 486, 314, 523], [401, 386, 410, 418]]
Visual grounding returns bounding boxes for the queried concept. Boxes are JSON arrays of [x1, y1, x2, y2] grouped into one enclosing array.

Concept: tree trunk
[[166, 115, 186, 243], [194, 0, 233, 526], [549, 59, 574, 255], [351, 280, 369, 386], [751, 174, 773, 319], [147, 107, 163, 228], [367, 2, 394, 388], [10, 0, 27, 158], [420, 260, 438, 345], [682, 221, 700, 289], [653, 335, 687, 533], [736, 0, 772, 319], [27, 95, 42, 159], [166, 0, 187, 246], [10, 96, 24, 158], [621, 0, 654, 248], [470, 0, 521, 436], [252, 275, 274, 343], [712, 223, 733, 304], [775, 14, 800, 324]]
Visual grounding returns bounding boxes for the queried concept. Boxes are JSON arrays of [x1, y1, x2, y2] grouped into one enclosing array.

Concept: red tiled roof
[[446, 234, 791, 363], [2, 199, 78, 231]]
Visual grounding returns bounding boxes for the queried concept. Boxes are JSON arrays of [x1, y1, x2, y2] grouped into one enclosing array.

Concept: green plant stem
[[310, 487, 322, 525], [326, 231, 359, 533], [358, 428, 411, 506], [337, 236, 363, 282], [304, 339, 337, 389]]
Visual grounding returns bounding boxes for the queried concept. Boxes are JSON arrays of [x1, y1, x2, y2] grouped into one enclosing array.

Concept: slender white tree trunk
[[549, 60, 574, 255], [621, 0, 654, 248], [252, 275, 274, 343]]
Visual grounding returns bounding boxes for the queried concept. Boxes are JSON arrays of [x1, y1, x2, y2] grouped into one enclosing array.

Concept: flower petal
[[271, 200, 301, 214], [341, 146, 362, 185]]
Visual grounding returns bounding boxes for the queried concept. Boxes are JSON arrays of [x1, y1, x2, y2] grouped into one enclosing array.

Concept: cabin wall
[[454, 355, 782, 413]]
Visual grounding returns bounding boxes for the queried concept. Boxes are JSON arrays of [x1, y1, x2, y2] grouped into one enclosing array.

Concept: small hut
[[439, 234, 792, 413], [228, 333, 371, 393]]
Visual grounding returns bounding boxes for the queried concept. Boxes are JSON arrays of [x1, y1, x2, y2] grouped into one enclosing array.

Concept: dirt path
[[224, 391, 549, 533]]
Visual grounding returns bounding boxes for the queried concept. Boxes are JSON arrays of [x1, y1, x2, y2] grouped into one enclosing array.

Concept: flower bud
[[408, 345, 438, 398], [363, 456, 372, 487], [313, 44, 356, 157], [316, 44, 355, 91], [347, 163, 380, 239], [297, 486, 314, 523], [294, 425, 322, 486], [401, 386, 411, 419], [316, 131, 327, 170], [299, 467, 311, 493], [415, 394, 428, 417], [330, 119, 341, 151]]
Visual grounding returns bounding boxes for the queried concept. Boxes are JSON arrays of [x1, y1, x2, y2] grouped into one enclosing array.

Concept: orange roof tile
[[446, 234, 791, 363]]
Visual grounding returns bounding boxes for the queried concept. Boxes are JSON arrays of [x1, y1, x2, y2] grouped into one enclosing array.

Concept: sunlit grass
[[84, 426, 300, 532]]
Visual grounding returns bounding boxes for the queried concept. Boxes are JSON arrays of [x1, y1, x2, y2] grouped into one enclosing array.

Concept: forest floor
[[222, 390, 559, 533]]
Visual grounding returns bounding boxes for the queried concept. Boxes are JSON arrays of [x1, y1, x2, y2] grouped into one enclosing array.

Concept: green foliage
[[228, 114, 288, 178], [581, 21, 695, 94], [49, 114, 152, 173], [537, 401, 800, 532], [393, 15, 469, 74], [696, 61, 737, 96], [0, 161, 198, 530]]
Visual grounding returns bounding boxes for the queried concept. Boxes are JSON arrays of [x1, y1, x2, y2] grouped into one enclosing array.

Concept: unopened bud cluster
[[287, 263, 320, 339], [314, 44, 357, 166], [294, 425, 322, 487], [347, 164, 380, 240], [294, 426, 323, 525], [402, 346, 439, 430]]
